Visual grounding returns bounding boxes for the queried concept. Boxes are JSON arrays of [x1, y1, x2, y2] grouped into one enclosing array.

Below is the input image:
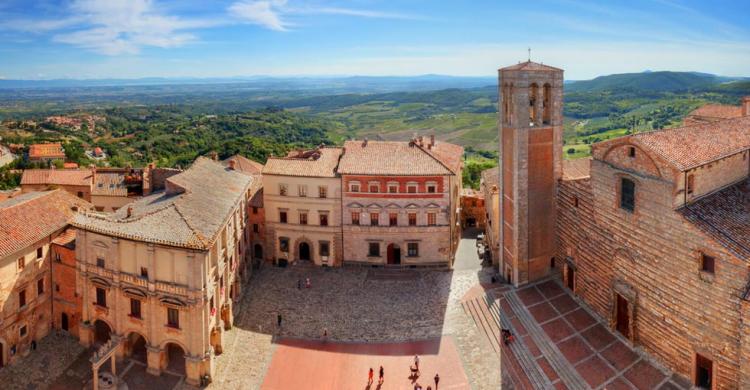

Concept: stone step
[[506, 291, 590, 390], [461, 299, 500, 354]]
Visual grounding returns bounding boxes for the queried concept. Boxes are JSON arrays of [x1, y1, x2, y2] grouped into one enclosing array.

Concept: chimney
[[430, 134, 435, 148], [208, 151, 218, 161], [228, 159, 236, 170], [362, 137, 368, 147], [742, 96, 750, 117]]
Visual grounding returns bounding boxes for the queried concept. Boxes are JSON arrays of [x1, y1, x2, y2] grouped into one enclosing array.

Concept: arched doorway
[[298, 242, 311, 261], [93, 320, 111, 347], [254, 244, 263, 260], [61, 313, 69, 331], [164, 343, 186, 375], [125, 332, 147, 363], [387, 244, 401, 265]]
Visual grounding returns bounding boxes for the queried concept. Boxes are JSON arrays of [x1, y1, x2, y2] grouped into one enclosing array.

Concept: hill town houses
[[0, 62, 748, 389]]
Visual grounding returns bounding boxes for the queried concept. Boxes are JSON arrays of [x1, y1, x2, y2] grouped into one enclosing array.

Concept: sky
[[0, 0, 749, 80]]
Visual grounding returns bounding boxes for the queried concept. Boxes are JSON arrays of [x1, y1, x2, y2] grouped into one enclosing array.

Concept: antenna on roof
[[528, 47, 531, 62]]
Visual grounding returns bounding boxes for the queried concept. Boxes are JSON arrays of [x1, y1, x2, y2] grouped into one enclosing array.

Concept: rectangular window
[[55, 252, 61, 262], [20, 325, 27, 337], [370, 212, 379, 226], [252, 206, 258, 214], [299, 212, 308, 225], [279, 237, 289, 253], [253, 223, 259, 233], [37, 279, 44, 295], [628, 146, 636, 158], [427, 184, 436, 193], [352, 212, 360, 225], [318, 186, 327, 198], [17, 257, 24, 271], [620, 178, 635, 212], [389, 213, 398, 226], [319, 241, 330, 257], [407, 243, 419, 257], [427, 212, 437, 226], [407, 184, 417, 194], [701, 253, 715, 274], [130, 299, 142, 318], [319, 213, 329, 226], [96, 287, 106, 308], [687, 175, 695, 195], [350, 183, 360, 192], [96, 257, 105, 268], [167, 307, 179, 328], [298, 185, 307, 197], [279, 210, 288, 223], [368, 242, 380, 257], [19, 290, 26, 308], [36, 247, 43, 259], [279, 184, 288, 196], [140, 267, 149, 279], [388, 184, 398, 193], [369, 183, 379, 193], [408, 213, 417, 226]]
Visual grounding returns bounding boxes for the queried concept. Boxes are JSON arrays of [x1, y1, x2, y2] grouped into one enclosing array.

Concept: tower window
[[620, 178, 635, 212], [700, 253, 715, 274], [628, 147, 636, 158], [529, 83, 539, 125], [543, 83, 551, 124]]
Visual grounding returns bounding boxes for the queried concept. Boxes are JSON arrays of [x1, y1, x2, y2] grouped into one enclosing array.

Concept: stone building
[[460, 188, 486, 229], [71, 157, 254, 386], [28, 142, 65, 163], [262, 147, 343, 267], [338, 138, 463, 267], [223, 155, 265, 269], [682, 97, 749, 126], [0, 190, 89, 367], [21, 168, 93, 201], [480, 167, 500, 266], [497, 61, 564, 285]]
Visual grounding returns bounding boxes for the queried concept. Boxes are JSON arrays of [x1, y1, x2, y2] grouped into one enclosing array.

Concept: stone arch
[[93, 319, 113, 347], [543, 83, 552, 124], [253, 242, 263, 260], [159, 338, 189, 353], [293, 237, 314, 262], [161, 341, 187, 375], [123, 331, 148, 362], [529, 82, 539, 125], [602, 143, 664, 179]]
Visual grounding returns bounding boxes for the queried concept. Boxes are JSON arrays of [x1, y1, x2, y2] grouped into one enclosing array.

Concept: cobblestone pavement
[[0, 332, 85, 390]]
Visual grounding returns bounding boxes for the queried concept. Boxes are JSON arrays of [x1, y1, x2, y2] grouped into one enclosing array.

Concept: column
[[184, 353, 211, 386], [92, 366, 99, 390], [146, 345, 163, 376], [211, 326, 224, 355]]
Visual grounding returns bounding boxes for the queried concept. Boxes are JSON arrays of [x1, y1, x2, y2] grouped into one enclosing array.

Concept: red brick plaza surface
[[261, 337, 470, 390]]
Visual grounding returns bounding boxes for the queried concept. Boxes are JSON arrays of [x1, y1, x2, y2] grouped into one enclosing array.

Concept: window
[[388, 184, 398, 193], [352, 212, 360, 226], [37, 279, 44, 295], [279, 237, 289, 253], [701, 253, 715, 274], [20, 325, 27, 337], [408, 213, 417, 226], [573, 196, 579, 208], [368, 242, 380, 257], [350, 182, 360, 192], [407, 184, 418, 194], [279, 210, 288, 223], [17, 257, 25, 271], [77, 191, 84, 198], [407, 243, 419, 257], [253, 223, 259, 233], [319, 213, 329, 226], [389, 213, 398, 226], [95, 206, 104, 212], [36, 247, 43, 259], [620, 178, 635, 212], [319, 241, 330, 257], [55, 284, 60, 292], [687, 175, 695, 195], [140, 267, 149, 279], [298, 185, 307, 197], [427, 212, 437, 226], [167, 307, 179, 328], [96, 257, 105, 268], [369, 183, 379, 193], [252, 206, 258, 214], [279, 184, 288, 196], [628, 146, 636, 158], [299, 212, 308, 225], [318, 186, 327, 198], [426, 183, 437, 193], [95, 287, 106, 307], [19, 290, 26, 308], [55, 252, 61, 262], [370, 212, 379, 226], [130, 299, 142, 318]]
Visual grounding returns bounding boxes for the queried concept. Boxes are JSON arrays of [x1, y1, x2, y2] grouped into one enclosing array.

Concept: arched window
[[502, 83, 510, 124], [529, 83, 539, 125], [543, 83, 551, 124]]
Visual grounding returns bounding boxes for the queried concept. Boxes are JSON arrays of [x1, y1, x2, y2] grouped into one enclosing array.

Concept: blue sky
[[1, 0, 748, 80]]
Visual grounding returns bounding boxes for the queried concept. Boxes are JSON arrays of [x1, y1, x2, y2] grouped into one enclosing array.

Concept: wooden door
[[695, 354, 713, 389], [566, 267, 575, 291], [62, 313, 69, 331], [616, 294, 630, 338]]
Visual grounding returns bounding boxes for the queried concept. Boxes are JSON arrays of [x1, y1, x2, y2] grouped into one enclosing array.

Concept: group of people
[[368, 355, 440, 390]]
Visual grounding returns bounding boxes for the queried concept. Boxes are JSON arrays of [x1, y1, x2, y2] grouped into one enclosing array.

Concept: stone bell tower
[[497, 61, 564, 286]]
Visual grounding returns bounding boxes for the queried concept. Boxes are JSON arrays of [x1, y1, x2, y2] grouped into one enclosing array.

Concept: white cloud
[[229, 0, 289, 31]]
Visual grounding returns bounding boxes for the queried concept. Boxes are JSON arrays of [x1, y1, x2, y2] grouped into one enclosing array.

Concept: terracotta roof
[[21, 169, 92, 187], [338, 140, 462, 176], [73, 157, 253, 250], [687, 104, 742, 120], [681, 178, 750, 260], [224, 154, 264, 175], [63, 162, 79, 169], [563, 158, 592, 180], [51, 229, 76, 249], [250, 186, 264, 208], [29, 143, 65, 159], [499, 61, 563, 72], [0, 190, 89, 259], [263, 147, 342, 178], [480, 167, 499, 189], [92, 172, 127, 196], [627, 116, 750, 171]]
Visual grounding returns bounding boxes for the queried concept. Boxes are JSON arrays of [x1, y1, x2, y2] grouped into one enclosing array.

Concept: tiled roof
[[0, 190, 89, 259], [92, 172, 127, 196], [224, 155, 264, 175], [499, 61, 563, 72], [52, 229, 76, 249], [681, 178, 750, 260], [629, 116, 750, 171], [562, 158, 592, 180], [21, 169, 92, 187], [263, 147, 342, 178], [687, 104, 742, 120], [480, 167, 499, 189], [338, 140, 462, 176], [250, 186, 264, 208], [73, 157, 253, 250], [29, 143, 65, 159]]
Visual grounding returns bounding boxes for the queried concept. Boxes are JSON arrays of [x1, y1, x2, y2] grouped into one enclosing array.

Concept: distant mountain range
[[565, 71, 748, 92]]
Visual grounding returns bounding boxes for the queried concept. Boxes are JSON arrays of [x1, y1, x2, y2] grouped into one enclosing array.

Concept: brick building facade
[[51, 229, 81, 337], [460, 188, 486, 229]]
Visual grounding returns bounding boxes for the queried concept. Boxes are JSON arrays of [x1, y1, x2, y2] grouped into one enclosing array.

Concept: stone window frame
[[369, 212, 380, 226], [318, 241, 330, 257], [278, 209, 288, 224], [427, 212, 437, 226], [406, 242, 419, 257], [426, 181, 438, 194], [318, 185, 328, 198], [367, 242, 381, 257], [17, 256, 25, 271], [388, 212, 398, 226], [279, 183, 288, 196], [351, 211, 360, 226], [407, 212, 418, 226], [318, 211, 329, 227], [279, 237, 290, 253], [298, 184, 308, 197], [387, 181, 399, 193], [368, 181, 380, 193], [166, 307, 180, 329], [349, 181, 361, 193], [406, 181, 419, 194], [298, 211, 308, 225]]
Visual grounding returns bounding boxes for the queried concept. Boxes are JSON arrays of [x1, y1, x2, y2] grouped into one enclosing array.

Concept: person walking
[[434, 373, 440, 390], [305, 277, 311, 288], [368, 368, 374, 385], [379, 365, 384, 384], [414, 355, 420, 371]]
